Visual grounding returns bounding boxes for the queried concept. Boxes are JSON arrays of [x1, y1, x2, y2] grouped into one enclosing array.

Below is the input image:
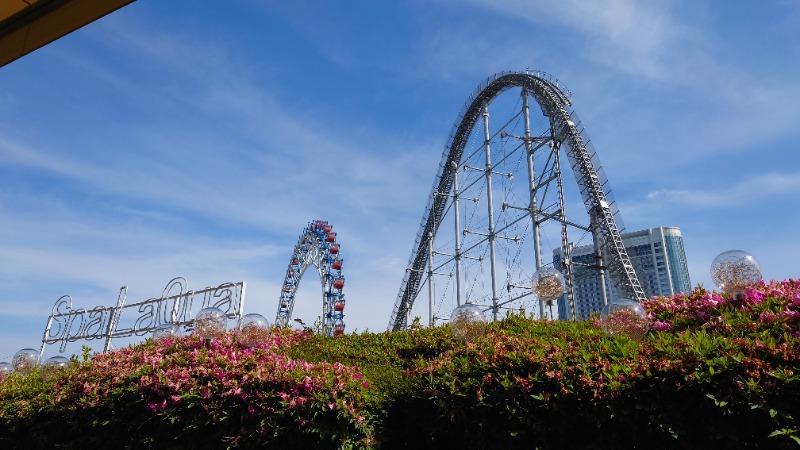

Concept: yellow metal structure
[[0, 0, 136, 67]]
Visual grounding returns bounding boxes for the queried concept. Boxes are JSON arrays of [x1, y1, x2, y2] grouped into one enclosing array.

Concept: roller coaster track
[[389, 71, 645, 331]]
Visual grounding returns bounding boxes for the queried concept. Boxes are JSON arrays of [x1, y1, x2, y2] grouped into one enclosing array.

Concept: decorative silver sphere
[[710, 250, 762, 296], [0, 362, 12, 374], [152, 323, 182, 341], [42, 356, 69, 380], [600, 299, 649, 341], [237, 313, 270, 347], [531, 267, 566, 303], [194, 307, 227, 341], [43, 355, 69, 368], [12, 348, 40, 375], [449, 303, 487, 342]]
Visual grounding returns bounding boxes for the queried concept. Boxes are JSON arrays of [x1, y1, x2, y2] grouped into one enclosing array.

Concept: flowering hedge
[[0, 330, 376, 448], [383, 280, 800, 449], [1, 280, 799, 449]]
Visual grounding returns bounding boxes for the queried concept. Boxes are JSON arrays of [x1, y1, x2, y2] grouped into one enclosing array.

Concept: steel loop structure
[[276, 220, 346, 336], [389, 70, 645, 331]]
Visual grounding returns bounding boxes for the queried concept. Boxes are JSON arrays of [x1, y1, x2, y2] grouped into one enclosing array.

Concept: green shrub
[[1, 280, 798, 449]]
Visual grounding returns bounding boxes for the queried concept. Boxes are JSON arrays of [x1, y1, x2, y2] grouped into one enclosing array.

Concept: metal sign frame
[[40, 277, 245, 358]]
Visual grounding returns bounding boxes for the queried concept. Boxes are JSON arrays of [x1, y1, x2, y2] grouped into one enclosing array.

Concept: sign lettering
[[40, 277, 245, 357]]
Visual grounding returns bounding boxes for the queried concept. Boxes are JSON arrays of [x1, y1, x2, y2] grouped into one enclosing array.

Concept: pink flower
[[302, 376, 313, 392], [651, 321, 672, 332], [758, 312, 776, 323], [744, 289, 765, 306], [784, 308, 800, 319], [147, 399, 167, 411]]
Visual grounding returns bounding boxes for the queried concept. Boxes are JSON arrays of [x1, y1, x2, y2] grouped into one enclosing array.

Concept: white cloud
[[0, 16, 443, 359], [448, 0, 687, 80], [0, 137, 98, 178], [646, 172, 800, 207]]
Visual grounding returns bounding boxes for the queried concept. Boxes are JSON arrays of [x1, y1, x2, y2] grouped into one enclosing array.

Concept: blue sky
[[2, 0, 799, 361]]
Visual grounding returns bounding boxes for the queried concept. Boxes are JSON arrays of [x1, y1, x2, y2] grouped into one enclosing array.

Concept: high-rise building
[[553, 226, 691, 321]]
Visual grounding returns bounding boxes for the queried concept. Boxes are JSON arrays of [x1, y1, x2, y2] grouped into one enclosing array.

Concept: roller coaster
[[389, 70, 645, 331]]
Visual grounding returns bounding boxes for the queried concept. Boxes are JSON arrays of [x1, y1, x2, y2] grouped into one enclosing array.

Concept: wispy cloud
[[465, 0, 684, 78], [0, 137, 98, 178], [646, 172, 800, 207], [0, 13, 441, 358], [3, 0, 799, 363]]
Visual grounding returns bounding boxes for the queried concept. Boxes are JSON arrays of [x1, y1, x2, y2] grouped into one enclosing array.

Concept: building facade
[[553, 226, 691, 321]]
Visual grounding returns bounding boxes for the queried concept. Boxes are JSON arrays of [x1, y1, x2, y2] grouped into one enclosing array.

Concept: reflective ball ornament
[[600, 299, 649, 341], [449, 303, 487, 342], [194, 307, 227, 340], [12, 348, 40, 375], [0, 362, 11, 374], [43, 355, 69, 368], [237, 313, 270, 347], [152, 323, 181, 341], [42, 356, 69, 380], [710, 250, 762, 296], [531, 267, 566, 303]]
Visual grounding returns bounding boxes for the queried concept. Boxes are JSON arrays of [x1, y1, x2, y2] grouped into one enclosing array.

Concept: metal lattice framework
[[389, 70, 645, 331], [276, 220, 346, 336]]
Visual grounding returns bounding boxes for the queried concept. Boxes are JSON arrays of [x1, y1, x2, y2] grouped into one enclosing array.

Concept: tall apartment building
[[553, 226, 691, 321]]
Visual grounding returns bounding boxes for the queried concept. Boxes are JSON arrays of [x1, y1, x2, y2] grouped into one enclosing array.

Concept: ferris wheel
[[389, 70, 645, 331], [276, 220, 346, 336]]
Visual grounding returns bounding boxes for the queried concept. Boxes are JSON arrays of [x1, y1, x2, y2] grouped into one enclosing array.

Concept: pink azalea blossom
[[783, 308, 800, 319], [758, 312, 776, 323], [651, 321, 672, 332], [744, 289, 765, 306]]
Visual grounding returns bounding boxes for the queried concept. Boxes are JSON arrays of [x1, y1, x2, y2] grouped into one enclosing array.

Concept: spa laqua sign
[[40, 277, 245, 357]]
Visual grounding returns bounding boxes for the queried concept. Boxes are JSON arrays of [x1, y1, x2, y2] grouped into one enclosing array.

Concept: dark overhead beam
[[0, 0, 137, 68]]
